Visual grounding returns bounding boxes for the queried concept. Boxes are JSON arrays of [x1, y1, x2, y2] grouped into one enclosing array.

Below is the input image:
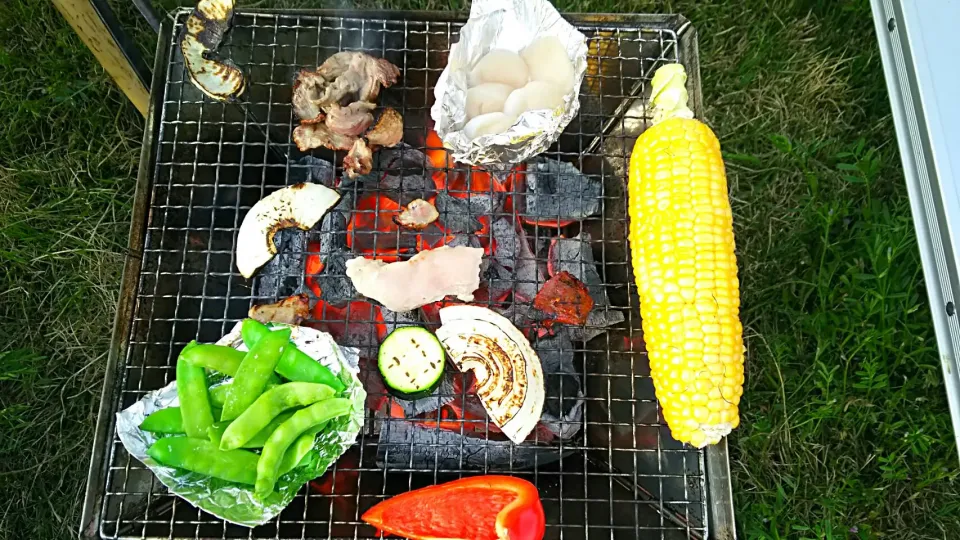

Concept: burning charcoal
[[490, 218, 543, 301], [518, 158, 601, 226], [482, 261, 515, 303], [351, 144, 436, 205], [533, 271, 594, 326], [256, 228, 306, 299], [379, 307, 422, 337], [377, 420, 574, 470], [533, 329, 584, 440], [566, 309, 625, 342], [435, 191, 483, 234], [375, 144, 436, 205], [297, 155, 337, 187], [547, 233, 625, 340], [313, 250, 360, 305], [547, 232, 606, 305], [317, 212, 348, 253], [312, 301, 380, 356], [493, 302, 549, 331], [391, 372, 458, 417]]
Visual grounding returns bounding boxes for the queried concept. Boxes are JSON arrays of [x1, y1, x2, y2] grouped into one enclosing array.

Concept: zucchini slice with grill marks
[[378, 327, 445, 400]]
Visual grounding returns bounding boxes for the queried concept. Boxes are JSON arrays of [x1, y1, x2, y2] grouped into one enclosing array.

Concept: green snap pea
[[209, 381, 277, 410], [208, 410, 295, 448], [140, 407, 184, 434], [147, 436, 259, 485], [176, 349, 215, 438], [242, 319, 345, 392], [220, 382, 335, 450], [277, 423, 326, 475], [255, 398, 351, 499], [179, 344, 246, 375], [183, 343, 281, 390], [220, 328, 291, 421]]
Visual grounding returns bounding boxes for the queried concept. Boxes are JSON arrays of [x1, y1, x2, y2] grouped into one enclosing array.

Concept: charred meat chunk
[[292, 52, 400, 122], [393, 199, 439, 231], [533, 271, 594, 326]]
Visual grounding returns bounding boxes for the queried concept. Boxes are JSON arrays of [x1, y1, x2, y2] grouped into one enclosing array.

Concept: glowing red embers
[[310, 300, 382, 342], [304, 241, 324, 297], [346, 194, 415, 261], [425, 130, 454, 190]]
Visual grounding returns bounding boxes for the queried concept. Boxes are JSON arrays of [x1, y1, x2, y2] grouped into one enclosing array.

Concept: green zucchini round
[[377, 327, 445, 401]]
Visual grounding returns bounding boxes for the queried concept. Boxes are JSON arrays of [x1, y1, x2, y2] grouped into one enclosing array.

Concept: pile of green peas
[[140, 319, 351, 499]]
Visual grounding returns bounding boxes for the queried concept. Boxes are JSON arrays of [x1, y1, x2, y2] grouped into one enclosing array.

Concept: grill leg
[[52, 0, 151, 116]]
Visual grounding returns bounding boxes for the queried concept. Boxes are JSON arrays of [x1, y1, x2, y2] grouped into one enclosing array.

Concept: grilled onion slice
[[436, 306, 545, 444], [236, 183, 340, 278], [180, 0, 245, 101]]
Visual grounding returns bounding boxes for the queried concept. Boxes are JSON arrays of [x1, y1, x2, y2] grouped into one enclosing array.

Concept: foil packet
[[431, 0, 588, 167], [115, 323, 365, 527]]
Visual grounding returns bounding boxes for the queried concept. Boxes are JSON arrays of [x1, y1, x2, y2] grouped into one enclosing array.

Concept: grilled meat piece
[[343, 139, 374, 178], [325, 101, 376, 137], [393, 199, 439, 231], [292, 120, 358, 152], [345, 246, 483, 312], [292, 52, 400, 122], [248, 294, 311, 325], [365, 108, 404, 148]]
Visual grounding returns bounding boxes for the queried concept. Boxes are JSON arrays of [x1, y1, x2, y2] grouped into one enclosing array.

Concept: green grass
[[1, 0, 957, 538]]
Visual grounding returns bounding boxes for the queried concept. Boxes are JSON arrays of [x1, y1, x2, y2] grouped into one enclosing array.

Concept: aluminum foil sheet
[[115, 323, 365, 527], [431, 0, 587, 167]]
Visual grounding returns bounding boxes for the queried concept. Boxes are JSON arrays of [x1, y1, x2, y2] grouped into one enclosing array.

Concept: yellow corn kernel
[[628, 116, 744, 448]]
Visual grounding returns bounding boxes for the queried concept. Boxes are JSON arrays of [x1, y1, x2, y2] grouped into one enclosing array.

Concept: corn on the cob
[[628, 64, 744, 448]]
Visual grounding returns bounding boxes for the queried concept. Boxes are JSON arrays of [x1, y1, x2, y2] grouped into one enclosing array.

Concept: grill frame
[[80, 9, 735, 540]]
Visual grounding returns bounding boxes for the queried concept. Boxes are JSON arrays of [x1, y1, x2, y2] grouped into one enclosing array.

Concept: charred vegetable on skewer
[[179, 0, 245, 101]]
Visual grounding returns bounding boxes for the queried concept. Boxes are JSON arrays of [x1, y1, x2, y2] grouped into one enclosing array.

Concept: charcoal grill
[[81, 9, 735, 540]]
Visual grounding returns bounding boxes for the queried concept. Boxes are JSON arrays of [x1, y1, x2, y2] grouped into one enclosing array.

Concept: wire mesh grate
[[94, 10, 709, 540]]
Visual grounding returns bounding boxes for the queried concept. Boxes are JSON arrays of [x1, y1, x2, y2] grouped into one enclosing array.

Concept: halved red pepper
[[362, 475, 545, 540]]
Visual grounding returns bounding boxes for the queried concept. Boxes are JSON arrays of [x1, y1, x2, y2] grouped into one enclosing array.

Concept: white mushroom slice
[[436, 306, 545, 444], [236, 183, 340, 278], [180, 0, 246, 101]]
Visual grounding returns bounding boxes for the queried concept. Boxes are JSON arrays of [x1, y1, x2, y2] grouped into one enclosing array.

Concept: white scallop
[[466, 83, 514, 120], [468, 49, 529, 89], [520, 36, 575, 94], [502, 81, 567, 117], [463, 112, 517, 140]]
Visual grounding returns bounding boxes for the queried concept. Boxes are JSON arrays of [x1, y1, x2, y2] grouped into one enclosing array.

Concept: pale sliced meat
[[345, 246, 483, 312]]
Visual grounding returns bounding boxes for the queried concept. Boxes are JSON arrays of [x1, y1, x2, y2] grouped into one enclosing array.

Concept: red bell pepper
[[362, 475, 545, 540]]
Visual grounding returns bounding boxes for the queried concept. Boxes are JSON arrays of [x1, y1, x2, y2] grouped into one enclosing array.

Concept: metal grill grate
[[85, 9, 730, 540]]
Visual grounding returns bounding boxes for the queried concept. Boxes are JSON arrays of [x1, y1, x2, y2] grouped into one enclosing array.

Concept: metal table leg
[[52, 0, 152, 116]]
